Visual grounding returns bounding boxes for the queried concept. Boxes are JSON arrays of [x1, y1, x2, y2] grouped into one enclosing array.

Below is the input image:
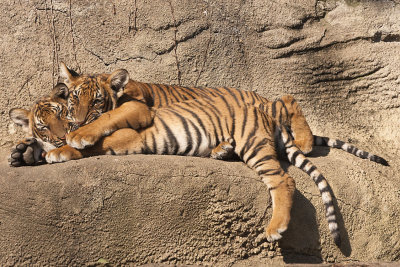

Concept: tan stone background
[[0, 0, 399, 265]]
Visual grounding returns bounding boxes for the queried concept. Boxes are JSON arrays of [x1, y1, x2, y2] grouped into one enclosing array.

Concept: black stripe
[[203, 101, 224, 144], [176, 104, 207, 133], [238, 90, 246, 106], [239, 136, 256, 159], [243, 137, 272, 164], [165, 84, 180, 103], [324, 200, 334, 209], [161, 138, 169, 154], [249, 91, 256, 105], [314, 174, 324, 185], [277, 99, 289, 122], [151, 132, 157, 153], [299, 158, 310, 170], [219, 94, 233, 117], [327, 219, 337, 224], [240, 105, 248, 138], [154, 84, 170, 106], [181, 86, 200, 99], [158, 116, 179, 154], [289, 150, 301, 164], [167, 109, 193, 155], [272, 101, 277, 118], [239, 108, 259, 158], [224, 87, 240, 107], [359, 151, 368, 159], [109, 148, 116, 155], [258, 169, 281, 176], [144, 83, 156, 103], [189, 100, 219, 145], [306, 165, 316, 176], [334, 139, 344, 148], [230, 107, 236, 138], [188, 120, 202, 156], [152, 84, 163, 107], [250, 155, 274, 167], [320, 186, 330, 194]]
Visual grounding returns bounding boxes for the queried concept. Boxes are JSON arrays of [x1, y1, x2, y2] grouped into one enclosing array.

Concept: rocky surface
[[0, 0, 399, 265], [0, 149, 398, 266]]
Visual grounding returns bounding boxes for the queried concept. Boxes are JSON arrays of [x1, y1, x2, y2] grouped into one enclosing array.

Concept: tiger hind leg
[[260, 167, 295, 242], [240, 138, 295, 242], [281, 95, 314, 154]]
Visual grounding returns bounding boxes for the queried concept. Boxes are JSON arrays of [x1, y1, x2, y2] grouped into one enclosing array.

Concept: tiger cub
[[44, 95, 341, 245], [8, 83, 71, 167], [59, 62, 315, 154], [60, 64, 388, 166]]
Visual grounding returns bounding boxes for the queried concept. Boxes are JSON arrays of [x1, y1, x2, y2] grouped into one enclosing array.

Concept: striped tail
[[314, 136, 389, 166], [280, 128, 341, 246]]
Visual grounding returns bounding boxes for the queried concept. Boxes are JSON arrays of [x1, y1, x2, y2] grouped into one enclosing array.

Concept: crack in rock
[[85, 47, 156, 66], [156, 24, 210, 56]]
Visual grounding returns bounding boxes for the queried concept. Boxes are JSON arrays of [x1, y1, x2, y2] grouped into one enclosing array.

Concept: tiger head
[[59, 62, 130, 129], [9, 83, 71, 150]]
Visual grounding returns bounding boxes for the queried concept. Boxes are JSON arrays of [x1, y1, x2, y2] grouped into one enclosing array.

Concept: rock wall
[[0, 0, 399, 265]]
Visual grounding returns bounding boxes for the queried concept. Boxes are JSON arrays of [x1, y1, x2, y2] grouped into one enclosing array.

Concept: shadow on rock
[[308, 146, 330, 158], [331, 190, 352, 257], [279, 190, 323, 263]]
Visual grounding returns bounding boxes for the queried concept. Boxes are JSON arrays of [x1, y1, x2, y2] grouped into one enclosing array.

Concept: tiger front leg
[[45, 145, 83, 164], [9, 138, 46, 167], [48, 128, 145, 163], [67, 101, 154, 149]]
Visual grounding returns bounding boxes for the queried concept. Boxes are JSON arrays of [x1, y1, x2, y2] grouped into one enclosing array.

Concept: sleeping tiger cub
[[59, 64, 388, 166], [44, 94, 342, 245], [59, 62, 315, 155], [8, 83, 71, 167]]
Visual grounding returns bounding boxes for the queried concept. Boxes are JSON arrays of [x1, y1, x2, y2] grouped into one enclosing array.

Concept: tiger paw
[[45, 145, 83, 163], [66, 125, 103, 149], [210, 138, 235, 160], [265, 220, 288, 242], [9, 138, 45, 167]]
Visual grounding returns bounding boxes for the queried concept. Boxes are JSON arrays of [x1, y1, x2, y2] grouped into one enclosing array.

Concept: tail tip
[[333, 233, 341, 247], [374, 156, 389, 166]]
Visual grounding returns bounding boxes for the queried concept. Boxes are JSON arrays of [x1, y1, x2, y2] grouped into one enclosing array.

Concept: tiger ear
[[51, 83, 69, 102], [9, 108, 31, 132], [107, 69, 129, 92], [59, 62, 79, 85]]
